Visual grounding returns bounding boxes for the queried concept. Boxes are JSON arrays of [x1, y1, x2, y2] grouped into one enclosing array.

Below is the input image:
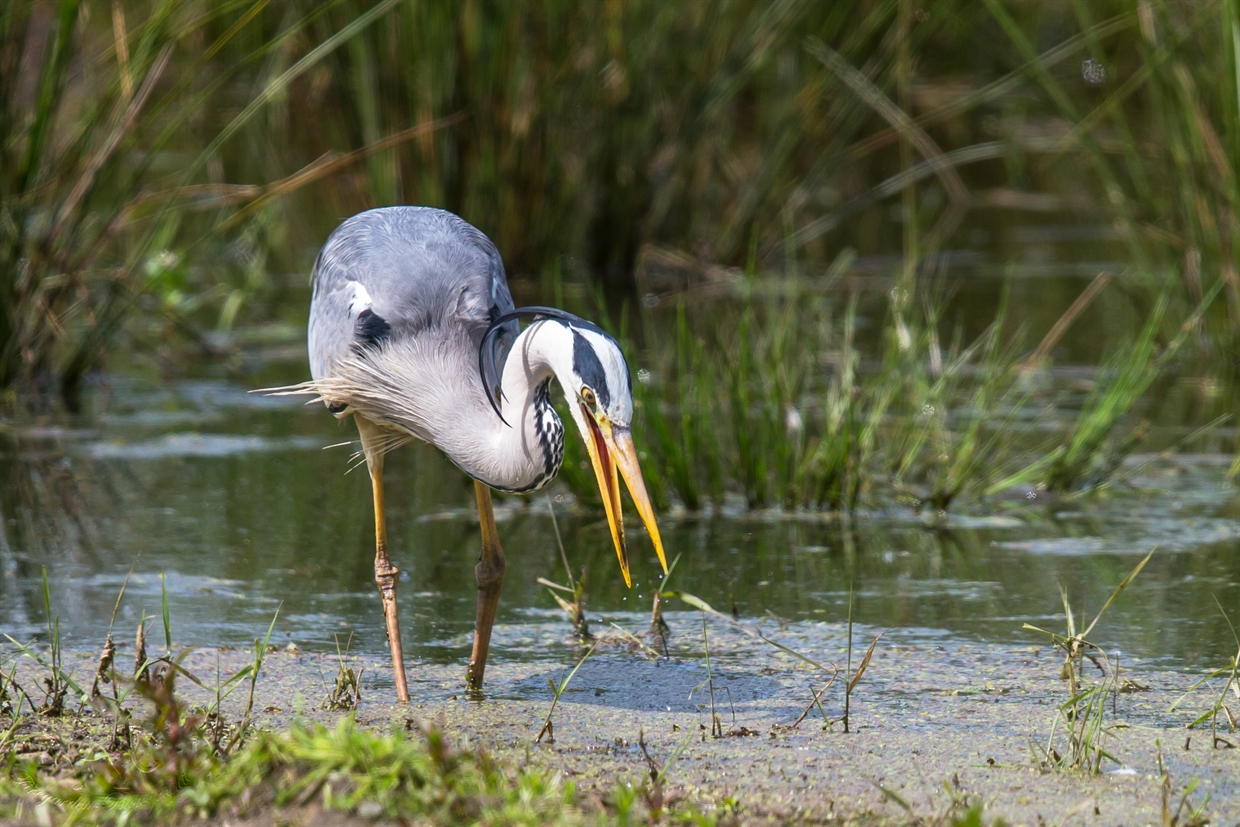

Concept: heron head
[[480, 307, 668, 587]]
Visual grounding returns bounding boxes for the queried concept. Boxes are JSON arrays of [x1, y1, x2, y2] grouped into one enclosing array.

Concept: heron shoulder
[[309, 207, 516, 382]]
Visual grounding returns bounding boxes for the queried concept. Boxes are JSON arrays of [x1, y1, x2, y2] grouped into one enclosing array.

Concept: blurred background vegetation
[[4, 0, 1240, 512]]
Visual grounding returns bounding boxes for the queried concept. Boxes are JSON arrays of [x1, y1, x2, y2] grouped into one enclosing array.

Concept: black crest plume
[[477, 306, 607, 426]]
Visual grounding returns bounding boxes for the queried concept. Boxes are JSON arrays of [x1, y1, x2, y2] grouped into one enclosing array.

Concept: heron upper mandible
[[297, 206, 667, 701]]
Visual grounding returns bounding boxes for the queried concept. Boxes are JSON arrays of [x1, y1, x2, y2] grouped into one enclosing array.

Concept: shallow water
[[2, 353, 1238, 679]]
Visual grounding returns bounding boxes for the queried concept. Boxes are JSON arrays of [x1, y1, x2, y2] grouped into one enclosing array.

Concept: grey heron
[[289, 206, 667, 701]]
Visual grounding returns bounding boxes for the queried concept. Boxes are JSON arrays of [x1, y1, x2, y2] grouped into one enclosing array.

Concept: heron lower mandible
[[292, 207, 667, 701]]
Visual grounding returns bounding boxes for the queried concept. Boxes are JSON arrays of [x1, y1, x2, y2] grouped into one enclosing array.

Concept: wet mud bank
[[363, 641, 1237, 825], [11, 622, 1232, 826]]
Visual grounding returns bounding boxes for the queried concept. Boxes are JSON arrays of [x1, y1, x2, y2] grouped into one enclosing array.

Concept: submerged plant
[[3, 567, 82, 716], [1169, 598, 1239, 750], [323, 633, 363, 712], [841, 590, 882, 734], [536, 632, 609, 744], [538, 499, 592, 642]]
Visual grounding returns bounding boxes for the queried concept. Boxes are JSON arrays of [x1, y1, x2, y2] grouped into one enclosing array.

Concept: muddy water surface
[[2, 364, 1237, 679]]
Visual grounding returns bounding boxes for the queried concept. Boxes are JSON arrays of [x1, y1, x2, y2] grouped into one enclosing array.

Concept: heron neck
[[465, 322, 565, 492]]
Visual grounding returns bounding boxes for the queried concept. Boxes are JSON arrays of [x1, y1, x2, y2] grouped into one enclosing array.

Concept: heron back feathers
[[308, 207, 517, 385]]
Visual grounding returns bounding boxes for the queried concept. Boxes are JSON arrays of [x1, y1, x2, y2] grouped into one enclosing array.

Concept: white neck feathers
[[315, 321, 571, 492]]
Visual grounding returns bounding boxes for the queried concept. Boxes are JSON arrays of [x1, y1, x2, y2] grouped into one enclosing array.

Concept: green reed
[[619, 279, 1034, 514], [983, 1, 1240, 348], [880, 291, 1028, 514], [0, 1, 436, 407], [5, 0, 991, 408]]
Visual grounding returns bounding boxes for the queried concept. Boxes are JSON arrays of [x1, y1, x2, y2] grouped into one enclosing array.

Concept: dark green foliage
[[307, 0, 927, 282], [3, 711, 712, 825], [0, 582, 712, 825], [0, 5, 279, 402], [983, 1, 1240, 342]]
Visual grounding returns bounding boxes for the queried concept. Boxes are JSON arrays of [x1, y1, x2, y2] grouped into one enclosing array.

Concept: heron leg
[[358, 418, 410, 703], [466, 481, 506, 691]]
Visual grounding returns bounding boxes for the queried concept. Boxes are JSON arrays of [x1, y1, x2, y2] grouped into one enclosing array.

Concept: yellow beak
[[580, 406, 668, 587]]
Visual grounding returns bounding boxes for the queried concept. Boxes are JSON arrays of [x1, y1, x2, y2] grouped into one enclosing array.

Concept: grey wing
[[308, 207, 517, 393]]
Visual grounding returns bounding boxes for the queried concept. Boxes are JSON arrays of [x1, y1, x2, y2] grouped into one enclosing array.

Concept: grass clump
[[630, 285, 883, 512], [1024, 548, 1155, 774], [3, 634, 718, 826], [3, 715, 711, 826], [0, 575, 717, 826], [622, 280, 1030, 515], [610, 269, 1223, 518], [881, 297, 1024, 515]]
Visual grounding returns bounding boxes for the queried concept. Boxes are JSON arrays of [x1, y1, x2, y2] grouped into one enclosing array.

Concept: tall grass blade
[[1080, 547, 1156, 640]]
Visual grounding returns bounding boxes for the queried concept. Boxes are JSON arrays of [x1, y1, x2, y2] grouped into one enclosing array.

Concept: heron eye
[[581, 386, 596, 407]]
